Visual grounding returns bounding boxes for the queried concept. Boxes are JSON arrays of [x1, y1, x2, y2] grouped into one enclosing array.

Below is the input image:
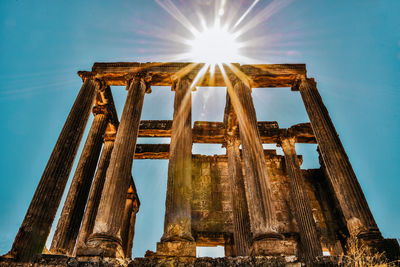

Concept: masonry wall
[[191, 153, 344, 255]]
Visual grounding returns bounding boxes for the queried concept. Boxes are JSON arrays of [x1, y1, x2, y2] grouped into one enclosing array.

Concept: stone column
[[229, 79, 283, 255], [84, 75, 147, 258], [225, 137, 252, 256], [298, 77, 380, 238], [280, 136, 322, 261], [75, 135, 115, 255], [121, 185, 134, 256], [157, 77, 195, 257], [126, 208, 138, 259], [224, 93, 251, 256], [224, 235, 236, 257], [10, 78, 99, 261], [51, 105, 109, 255]]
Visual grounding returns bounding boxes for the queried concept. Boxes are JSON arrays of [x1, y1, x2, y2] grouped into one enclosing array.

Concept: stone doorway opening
[[196, 246, 225, 257]]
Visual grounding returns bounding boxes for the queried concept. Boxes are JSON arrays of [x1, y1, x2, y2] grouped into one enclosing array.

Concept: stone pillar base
[[357, 228, 382, 241], [250, 238, 297, 256], [155, 241, 196, 258], [78, 235, 125, 259]]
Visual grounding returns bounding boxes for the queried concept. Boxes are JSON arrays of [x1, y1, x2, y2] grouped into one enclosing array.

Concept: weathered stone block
[[251, 238, 297, 256], [156, 241, 196, 257]]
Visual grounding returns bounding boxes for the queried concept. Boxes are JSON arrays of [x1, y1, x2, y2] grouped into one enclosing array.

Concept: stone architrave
[[51, 105, 109, 255], [84, 75, 147, 258], [75, 135, 115, 254], [298, 77, 380, 239], [281, 136, 322, 261], [158, 77, 195, 258], [9, 78, 99, 261], [230, 78, 286, 255]]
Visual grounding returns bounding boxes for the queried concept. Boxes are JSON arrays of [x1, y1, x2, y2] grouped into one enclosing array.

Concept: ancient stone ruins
[[1, 62, 399, 266]]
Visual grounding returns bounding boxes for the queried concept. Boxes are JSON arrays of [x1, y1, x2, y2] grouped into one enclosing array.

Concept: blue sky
[[0, 0, 399, 258]]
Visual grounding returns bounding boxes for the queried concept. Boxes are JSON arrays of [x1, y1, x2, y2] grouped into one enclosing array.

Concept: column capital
[[92, 104, 109, 116], [291, 75, 314, 91], [300, 77, 316, 88], [78, 71, 95, 82], [126, 72, 152, 93], [94, 78, 108, 91], [228, 73, 240, 84], [171, 75, 194, 91], [127, 185, 135, 200], [229, 74, 251, 90], [223, 134, 240, 148], [104, 133, 116, 142], [279, 135, 296, 155]]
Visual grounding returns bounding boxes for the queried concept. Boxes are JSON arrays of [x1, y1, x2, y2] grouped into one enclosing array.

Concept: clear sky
[[0, 0, 399, 259]]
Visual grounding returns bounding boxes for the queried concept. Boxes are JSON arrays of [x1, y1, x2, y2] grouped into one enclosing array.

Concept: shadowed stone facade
[[1, 62, 399, 266]]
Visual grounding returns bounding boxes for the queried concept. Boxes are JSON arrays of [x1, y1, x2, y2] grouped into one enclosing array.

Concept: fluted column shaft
[[224, 92, 251, 256], [126, 210, 137, 259], [226, 137, 252, 256], [86, 77, 146, 258], [10, 78, 98, 261], [231, 80, 278, 239], [121, 186, 134, 256], [299, 78, 379, 238], [75, 137, 115, 254], [281, 137, 322, 261], [162, 78, 194, 242], [51, 107, 108, 255]]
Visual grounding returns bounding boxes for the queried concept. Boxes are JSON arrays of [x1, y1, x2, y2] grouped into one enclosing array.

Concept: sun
[[188, 24, 240, 65]]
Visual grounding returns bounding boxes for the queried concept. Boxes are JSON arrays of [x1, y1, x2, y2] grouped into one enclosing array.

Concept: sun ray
[[232, 0, 260, 30], [234, 0, 293, 38], [154, 0, 199, 36], [217, 63, 250, 141], [168, 64, 207, 145], [189, 63, 210, 91], [218, 63, 265, 174], [225, 63, 253, 88], [143, 0, 296, 75], [172, 63, 199, 82]]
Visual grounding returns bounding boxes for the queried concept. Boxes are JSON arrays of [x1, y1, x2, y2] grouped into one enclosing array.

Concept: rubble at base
[[1, 254, 391, 267]]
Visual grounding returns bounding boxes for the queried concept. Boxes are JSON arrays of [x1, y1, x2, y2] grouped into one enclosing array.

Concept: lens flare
[[188, 25, 240, 65]]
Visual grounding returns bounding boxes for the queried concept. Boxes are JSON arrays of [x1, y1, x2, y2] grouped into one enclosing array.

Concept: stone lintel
[[134, 144, 170, 159], [134, 145, 302, 161], [194, 232, 226, 247], [138, 120, 172, 137], [137, 120, 316, 144], [78, 62, 306, 87]]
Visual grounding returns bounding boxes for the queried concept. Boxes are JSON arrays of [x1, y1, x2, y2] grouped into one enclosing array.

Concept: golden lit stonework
[[1, 62, 398, 266]]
